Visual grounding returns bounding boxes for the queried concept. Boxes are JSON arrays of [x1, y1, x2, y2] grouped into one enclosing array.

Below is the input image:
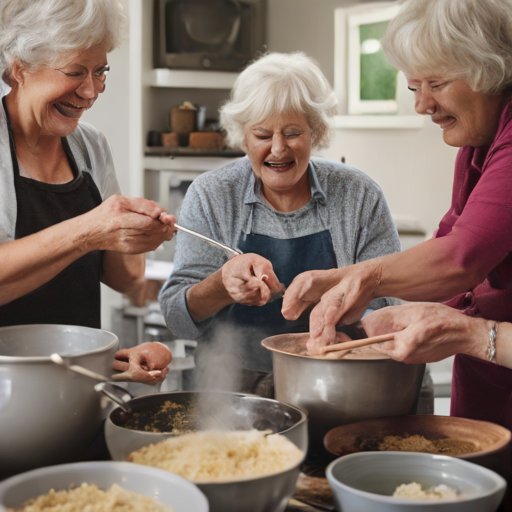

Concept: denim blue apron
[[225, 226, 337, 372]]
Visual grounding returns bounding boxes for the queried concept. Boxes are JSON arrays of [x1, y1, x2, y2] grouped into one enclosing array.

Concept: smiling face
[[406, 77, 506, 148], [12, 40, 109, 137], [244, 112, 312, 207]]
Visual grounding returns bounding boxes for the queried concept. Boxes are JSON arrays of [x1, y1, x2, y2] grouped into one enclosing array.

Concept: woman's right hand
[[282, 260, 382, 354], [76, 195, 176, 254], [221, 253, 284, 306]]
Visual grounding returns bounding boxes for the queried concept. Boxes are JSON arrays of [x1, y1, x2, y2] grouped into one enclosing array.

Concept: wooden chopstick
[[320, 333, 395, 355]]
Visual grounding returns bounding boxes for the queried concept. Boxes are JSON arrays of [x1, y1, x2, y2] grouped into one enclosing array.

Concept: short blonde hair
[[220, 52, 338, 149], [382, 0, 512, 94], [0, 0, 126, 83]]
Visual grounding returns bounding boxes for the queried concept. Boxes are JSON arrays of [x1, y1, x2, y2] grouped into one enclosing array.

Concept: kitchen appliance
[[263, 333, 425, 461], [0, 324, 118, 478], [153, 0, 267, 71]]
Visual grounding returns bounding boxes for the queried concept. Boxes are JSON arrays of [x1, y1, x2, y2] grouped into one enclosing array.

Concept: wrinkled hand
[[362, 303, 488, 364], [283, 262, 381, 355], [79, 195, 177, 254], [111, 342, 173, 384], [221, 253, 284, 306], [310, 331, 353, 358]]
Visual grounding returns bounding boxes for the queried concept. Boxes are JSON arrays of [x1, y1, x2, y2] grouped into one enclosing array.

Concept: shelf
[[334, 115, 424, 129], [145, 146, 245, 158], [148, 68, 238, 89]]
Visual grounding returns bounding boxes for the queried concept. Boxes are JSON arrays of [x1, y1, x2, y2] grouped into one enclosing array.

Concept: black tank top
[[0, 98, 103, 328]]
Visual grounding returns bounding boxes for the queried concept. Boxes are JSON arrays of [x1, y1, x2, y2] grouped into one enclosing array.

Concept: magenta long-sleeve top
[[438, 98, 512, 321], [435, 97, 512, 430]]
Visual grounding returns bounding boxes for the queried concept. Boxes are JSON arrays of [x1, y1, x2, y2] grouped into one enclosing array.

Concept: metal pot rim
[[0, 324, 119, 363], [107, 390, 309, 435]]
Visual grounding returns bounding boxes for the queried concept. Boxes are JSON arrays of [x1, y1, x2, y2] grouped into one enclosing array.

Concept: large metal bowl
[[263, 333, 425, 458], [104, 390, 308, 460], [0, 324, 118, 478], [104, 390, 308, 512]]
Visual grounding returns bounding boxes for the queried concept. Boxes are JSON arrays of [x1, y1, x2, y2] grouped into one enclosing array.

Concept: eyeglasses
[[54, 65, 110, 91], [251, 128, 310, 144]]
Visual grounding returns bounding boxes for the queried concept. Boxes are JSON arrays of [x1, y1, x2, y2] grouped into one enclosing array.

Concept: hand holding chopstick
[[319, 333, 395, 355]]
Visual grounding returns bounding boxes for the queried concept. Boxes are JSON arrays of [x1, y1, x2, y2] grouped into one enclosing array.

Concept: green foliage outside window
[[360, 21, 398, 101]]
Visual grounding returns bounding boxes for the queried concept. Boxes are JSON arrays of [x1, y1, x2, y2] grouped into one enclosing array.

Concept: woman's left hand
[[221, 253, 284, 306], [111, 342, 173, 384], [361, 303, 489, 364]]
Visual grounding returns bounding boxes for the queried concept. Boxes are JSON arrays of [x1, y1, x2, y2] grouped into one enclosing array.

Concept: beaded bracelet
[[487, 322, 498, 364]]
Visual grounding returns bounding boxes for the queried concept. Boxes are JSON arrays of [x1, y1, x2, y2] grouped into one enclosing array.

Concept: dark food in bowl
[[324, 415, 512, 462], [111, 392, 302, 435], [122, 401, 199, 433], [356, 433, 479, 456]]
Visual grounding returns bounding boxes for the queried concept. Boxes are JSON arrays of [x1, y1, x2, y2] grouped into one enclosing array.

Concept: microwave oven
[[153, 0, 267, 72]]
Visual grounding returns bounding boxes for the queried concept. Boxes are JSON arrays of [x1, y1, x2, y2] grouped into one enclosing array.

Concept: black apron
[[224, 228, 338, 372], [0, 98, 103, 328]]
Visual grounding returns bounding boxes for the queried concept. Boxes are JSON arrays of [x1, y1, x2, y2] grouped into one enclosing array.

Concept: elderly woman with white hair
[[283, 0, 512, 429], [0, 0, 175, 382], [159, 52, 399, 393]]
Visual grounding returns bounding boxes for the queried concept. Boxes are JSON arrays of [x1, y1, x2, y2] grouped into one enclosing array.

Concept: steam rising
[[191, 323, 273, 431]]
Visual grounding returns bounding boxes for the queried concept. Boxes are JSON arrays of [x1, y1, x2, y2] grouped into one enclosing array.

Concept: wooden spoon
[[320, 333, 395, 355]]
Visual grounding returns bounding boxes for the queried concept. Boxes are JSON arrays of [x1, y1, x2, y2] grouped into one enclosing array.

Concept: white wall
[[79, 0, 460, 328], [81, 0, 130, 195], [80, 0, 131, 330], [267, 0, 458, 234]]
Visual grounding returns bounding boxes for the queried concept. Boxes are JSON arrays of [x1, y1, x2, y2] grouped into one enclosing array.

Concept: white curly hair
[[0, 0, 126, 83], [220, 52, 338, 150], [382, 0, 512, 94]]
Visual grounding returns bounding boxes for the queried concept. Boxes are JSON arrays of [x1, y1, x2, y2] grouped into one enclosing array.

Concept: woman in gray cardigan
[[159, 52, 400, 392]]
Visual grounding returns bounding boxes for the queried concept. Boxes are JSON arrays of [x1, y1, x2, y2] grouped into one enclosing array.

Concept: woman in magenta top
[[282, 0, 512, 429]]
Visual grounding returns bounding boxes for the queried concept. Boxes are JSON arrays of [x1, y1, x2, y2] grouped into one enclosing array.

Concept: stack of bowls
[[103, 391, 308, 512], [104, 390, 308, 459]]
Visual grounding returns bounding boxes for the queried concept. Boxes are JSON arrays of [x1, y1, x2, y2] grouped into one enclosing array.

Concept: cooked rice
[[8, 483, 172, 512], [128, 430, 303, 483], [393, 482, 460, 501]]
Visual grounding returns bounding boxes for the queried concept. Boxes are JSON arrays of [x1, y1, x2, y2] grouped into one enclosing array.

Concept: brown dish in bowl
[[324, 415, 511, 460], [262, 332, 389, 360]]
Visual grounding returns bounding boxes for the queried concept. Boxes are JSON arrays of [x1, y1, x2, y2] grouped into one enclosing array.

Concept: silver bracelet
[[487, 322, 498, 364]]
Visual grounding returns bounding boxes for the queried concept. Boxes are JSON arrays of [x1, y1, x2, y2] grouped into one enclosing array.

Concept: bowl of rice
[[103, 390, 308, 463], [326, 451, 506, 512], [0, 461, 208, 512], [127, 429, 305, 512]]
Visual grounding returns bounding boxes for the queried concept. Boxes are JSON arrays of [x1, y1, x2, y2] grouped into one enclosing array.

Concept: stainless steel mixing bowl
[[104, 390, 308, 460], [263, 333, 426, 457], [103, 390, 308, 512], [0, 324, 118, 478]]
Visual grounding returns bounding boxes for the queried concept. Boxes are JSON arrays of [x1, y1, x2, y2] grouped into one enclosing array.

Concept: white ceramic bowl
[[326, 452, 506, 512], [0, 461, 208, 512]]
